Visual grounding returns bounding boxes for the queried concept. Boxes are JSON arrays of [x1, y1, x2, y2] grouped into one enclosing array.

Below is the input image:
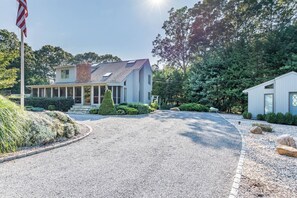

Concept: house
[[243, 71, 297, 117], [27, 59, 153, 106]]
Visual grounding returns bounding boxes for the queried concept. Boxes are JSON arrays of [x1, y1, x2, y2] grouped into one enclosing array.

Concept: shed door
[[289, 92, 297, 115]]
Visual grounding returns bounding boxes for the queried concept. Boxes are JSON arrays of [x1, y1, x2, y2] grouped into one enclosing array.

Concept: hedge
[[117, 105, 138, 115], [24, 97, 74, 112], [243, 111, 252, 119], [179, 103, 209, 112], [127, 103, 150, 114]]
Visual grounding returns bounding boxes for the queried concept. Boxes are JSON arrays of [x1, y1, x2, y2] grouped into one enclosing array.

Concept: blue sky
[[0, 0, 197, 65]]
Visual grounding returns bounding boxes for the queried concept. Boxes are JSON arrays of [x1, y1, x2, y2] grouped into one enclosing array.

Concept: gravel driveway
[[0, 111, 241, 198]]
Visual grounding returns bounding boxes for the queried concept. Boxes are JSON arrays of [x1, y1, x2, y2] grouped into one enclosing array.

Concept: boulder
[[250, 126, 263, 134], [276, 145, 297, 158], [209, 107, 219, 113], [170, 107, 180, 111], [276, 134, 296, 148]]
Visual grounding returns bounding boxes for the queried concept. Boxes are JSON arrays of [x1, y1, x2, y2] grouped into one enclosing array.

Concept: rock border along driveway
[[0, 123, 92, 164]]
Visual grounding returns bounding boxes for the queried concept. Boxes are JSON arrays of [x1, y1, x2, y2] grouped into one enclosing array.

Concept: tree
[[72, 52, 121, 64], [0, 30, 19, 90], [34, 45, 73, 81], [98, 90, 116, 115], [152, 7, 193, 74]]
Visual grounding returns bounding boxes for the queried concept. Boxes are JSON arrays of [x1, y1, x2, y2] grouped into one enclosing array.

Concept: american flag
[[16, 0, 28, 37]]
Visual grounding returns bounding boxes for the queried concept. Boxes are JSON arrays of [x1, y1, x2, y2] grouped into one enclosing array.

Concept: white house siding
[[133, 70, 140, 102], [248, 86, 274, 117], [55, 67, 76, 83], [125, 72, 135, 103], [275, 74, 297, 114], [139, 67, 144, 103], [142, 62, 153, 104]]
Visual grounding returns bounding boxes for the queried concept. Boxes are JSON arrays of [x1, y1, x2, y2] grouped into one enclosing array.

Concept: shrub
[[293, 115, 297, 126], [48, 105, 56, 111], [127, 103, 150, 114], [242, 111, 252, 119], [98, 90, 116, 115], [265, 113, 277, 123], [149, 106, 156, 112], [117, 105, 139, 115], [0, 95, 28, 153], [31, 107, 45, 112], [284, 112, 294, 125], [24, 97, 74, 112], [252, 123, 273, 132], [116, 109, 126, 115], [25, 106, 33, 111], [257, 114, 265, 121], [276, 112, 285, 124], [89, 108, 99, 114], [160, 103, 175, 110], [179, 103, 209, 112], [150, 101, 159, 109]]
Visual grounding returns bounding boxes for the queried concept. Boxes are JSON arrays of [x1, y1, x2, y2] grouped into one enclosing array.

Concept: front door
[[84, 86, 91, 105], [289, 92, 297, 115]]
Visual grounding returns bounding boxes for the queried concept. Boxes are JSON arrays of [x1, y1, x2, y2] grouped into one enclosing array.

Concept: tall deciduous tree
[[152, 7, 193, 74]]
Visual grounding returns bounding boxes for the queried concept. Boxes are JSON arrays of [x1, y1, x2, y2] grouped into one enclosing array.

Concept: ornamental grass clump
[[0, 95, 28, 153]]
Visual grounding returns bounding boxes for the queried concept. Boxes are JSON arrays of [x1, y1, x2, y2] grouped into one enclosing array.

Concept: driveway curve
[[0, 111, 241, 198]]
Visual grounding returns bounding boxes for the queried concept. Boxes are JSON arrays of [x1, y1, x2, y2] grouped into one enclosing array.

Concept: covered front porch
[[28, 84, 126, 106]]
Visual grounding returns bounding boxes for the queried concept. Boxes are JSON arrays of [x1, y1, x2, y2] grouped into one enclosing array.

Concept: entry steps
[[68, 105, 96, 114]]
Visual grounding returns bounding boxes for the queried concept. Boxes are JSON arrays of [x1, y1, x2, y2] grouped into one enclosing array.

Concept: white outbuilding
[[243, 71, 297, 117]]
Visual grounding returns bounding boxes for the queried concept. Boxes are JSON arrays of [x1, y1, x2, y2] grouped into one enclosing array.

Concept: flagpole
[[20, 31, 25, 109]]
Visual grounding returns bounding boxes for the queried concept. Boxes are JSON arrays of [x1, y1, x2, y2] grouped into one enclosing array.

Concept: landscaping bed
[[0, 95, 83, 156], [221, 114, 297, 197]]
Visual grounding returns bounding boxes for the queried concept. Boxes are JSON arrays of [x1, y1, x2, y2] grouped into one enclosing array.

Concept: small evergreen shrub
[[252, 123, 273, 132], [89, 108, 99, 114], [256, 114, 265, 121], [265, 113, 277, 123], [116, 109, 126, 115], [179, 103, 209, 112], [117, 105, 139, 115], [48, 105, 56, 111], [127, 103, 150, 114], [284, 112, 294, 125], [276, 112, 285, 124], [242, 111, 252, 119], [98, 90, 116, 115]]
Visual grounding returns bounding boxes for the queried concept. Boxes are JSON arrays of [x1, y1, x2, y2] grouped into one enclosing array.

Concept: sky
[[0, 0, 198, 65]]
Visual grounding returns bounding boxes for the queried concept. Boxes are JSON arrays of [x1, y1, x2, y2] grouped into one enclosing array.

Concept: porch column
[[58, 87, 60, 97], [116, 86, 118, 105], [37, 88, 40, 97], [51, 87, 53, 98], [91, 85, 94, 105], [65, 87, 68, 98], [73, 87, 75, 100], [99, 86, 101, 105], [81, 86, 84, 105]]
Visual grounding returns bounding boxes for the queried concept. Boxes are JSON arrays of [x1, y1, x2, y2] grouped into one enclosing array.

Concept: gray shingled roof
[[90, 59, 149, 84]]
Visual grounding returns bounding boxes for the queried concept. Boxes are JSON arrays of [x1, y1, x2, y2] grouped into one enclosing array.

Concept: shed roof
[[243, 71, 297, 93]]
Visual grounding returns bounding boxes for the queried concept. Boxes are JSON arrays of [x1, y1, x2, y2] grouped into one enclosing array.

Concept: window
[[61, 70, 69, 79], [148, 75, 151, 85], [32, 88, 38, 97], [100, 86, 106, 104], [39, 88, 44, 97], [75, 87, 82, 104], [113, 86, 117, 104], [124, 88, 127, 102], [60, 87, 66, 97], [264, 94, 273, 114], [53, 88, 58, 97], [67, 87, 73, 98], [46, 88, 51, 97], [93, 86, 99, 104], [148, 92, 151, 101], [124, 81, 126, 86], [117, 86, 121, 104], [265, 84, 274, 89]]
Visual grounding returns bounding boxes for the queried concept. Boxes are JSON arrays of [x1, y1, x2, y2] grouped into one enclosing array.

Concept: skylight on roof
[[103, 72, 112, 77], [127, 60, 136, 64]]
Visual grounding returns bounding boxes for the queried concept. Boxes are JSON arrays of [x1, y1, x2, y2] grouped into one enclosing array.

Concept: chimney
[[76, 63, 91, 83]]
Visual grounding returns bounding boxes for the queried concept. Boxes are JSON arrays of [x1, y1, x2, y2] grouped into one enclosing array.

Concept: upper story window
[[148, 75, 151, 85], [61, 69, 69, 79]]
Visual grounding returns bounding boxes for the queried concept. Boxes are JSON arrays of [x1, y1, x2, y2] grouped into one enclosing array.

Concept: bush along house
[[27, 59, 153, 113], [243, 71, 297, 118]]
